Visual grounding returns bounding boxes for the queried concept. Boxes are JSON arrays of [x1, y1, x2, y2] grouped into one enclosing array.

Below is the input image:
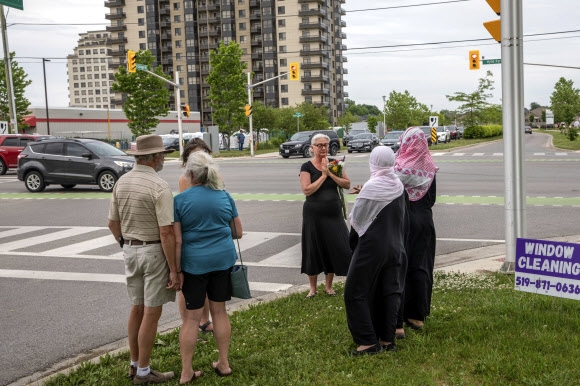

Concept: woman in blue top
[[174, 151, 242, 382]]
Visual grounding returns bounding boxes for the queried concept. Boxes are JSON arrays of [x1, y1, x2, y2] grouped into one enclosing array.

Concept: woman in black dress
[[344, 146, 406, 355], [394, 127, 438, 332], [299, 133, 351, 298]]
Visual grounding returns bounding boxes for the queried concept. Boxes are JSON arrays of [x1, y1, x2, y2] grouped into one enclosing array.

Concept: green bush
[[256, 141, 277, 150], [567, 127, 579, 141], [269, 136, 285, 147], [463, 125, 503, 139]]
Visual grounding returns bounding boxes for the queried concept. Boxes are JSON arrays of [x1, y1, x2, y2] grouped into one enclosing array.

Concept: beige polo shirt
[[108, 164, 174, 241]]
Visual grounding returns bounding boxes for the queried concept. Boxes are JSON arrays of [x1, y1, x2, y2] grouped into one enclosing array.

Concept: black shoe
[[404, 319, 423, 330], [349, 343, 383, 357], [382, 343, 398, 352]]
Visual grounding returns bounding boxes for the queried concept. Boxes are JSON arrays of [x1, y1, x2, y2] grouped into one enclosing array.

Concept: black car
[[417, 126, 436, 146], [347, 133, 379, 153], [17, 138, 134, 192], [342, 128, 370, 146], [162, 135, 180, 151], [279, 130, 341, 158], [380, 131, 405, 152]]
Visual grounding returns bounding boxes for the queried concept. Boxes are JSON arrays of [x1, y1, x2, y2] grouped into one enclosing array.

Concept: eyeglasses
[[312, 143, 329, 149]]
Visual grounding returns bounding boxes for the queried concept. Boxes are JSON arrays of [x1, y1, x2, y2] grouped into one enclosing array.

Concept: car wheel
[[25, 171, 46, 192], [348, 150, 352, 153], [61, 184, 76, 189], [98, 171, 117, 192], [329, 143, 338, 156], [302, 147, 311, 158], [282, 155, 290, 158], [0, 159, 6, 175]]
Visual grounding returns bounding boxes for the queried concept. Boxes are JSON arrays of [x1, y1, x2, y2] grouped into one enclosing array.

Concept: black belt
[[126, 240, 161, 246]]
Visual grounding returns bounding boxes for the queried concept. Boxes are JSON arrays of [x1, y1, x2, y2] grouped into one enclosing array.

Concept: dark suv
[[0, 134, 54, 175], [17, 138, 134, 192], [279, 130, 341, 158], [342, 128, 370, 147]]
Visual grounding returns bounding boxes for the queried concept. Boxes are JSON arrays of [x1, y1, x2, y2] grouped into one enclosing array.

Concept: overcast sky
[[4, 0, 580, 113]]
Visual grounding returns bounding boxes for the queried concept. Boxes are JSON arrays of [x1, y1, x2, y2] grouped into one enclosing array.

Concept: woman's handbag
[[230, 219, 251, 299]]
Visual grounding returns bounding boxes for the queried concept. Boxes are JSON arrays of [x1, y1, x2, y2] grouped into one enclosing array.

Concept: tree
[[366, 115, 378, 133], [276, 102, 330, 137], [480, 104, 502, 125], [550, 77, 580, 126], [250, 101, 278, 144], [530, 102, 541, 110], [111, 50, 170, 137], [337, 111, 358, 132], [383, 90, 421, 130], [446, 70, 495, 129], [0, 53, 32, 133], [207, 41, 248, 150], [345, 98, 380, 118]]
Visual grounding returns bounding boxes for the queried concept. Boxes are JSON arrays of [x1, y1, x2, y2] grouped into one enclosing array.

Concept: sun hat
[[127, 134, 174, 155]]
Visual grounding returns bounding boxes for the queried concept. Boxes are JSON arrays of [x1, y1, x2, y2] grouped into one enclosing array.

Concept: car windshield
[[353, 133, 372, 139], [289, 133, 312, 142], [349, 130, 365, 136], [83, 141, 129, 156], [436, 127, 446, 132], [383, 132, 402, 140]]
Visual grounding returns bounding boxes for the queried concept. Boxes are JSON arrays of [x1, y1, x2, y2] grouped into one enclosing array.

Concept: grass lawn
[[44, 272, 580, 386], [535, 129, 580, 151]]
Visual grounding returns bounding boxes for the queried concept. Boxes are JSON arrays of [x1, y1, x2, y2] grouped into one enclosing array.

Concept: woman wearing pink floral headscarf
[[394, 127, 438, 335]]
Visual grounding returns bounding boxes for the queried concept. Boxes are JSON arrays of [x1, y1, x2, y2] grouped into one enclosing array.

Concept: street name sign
[[136, 64, 148, 71], [293, 112, 304, 118], [482, 59, 501, 65], [0, 0, 23, 10]]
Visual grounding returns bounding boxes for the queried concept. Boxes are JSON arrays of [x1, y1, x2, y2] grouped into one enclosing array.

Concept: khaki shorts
[[123, 243, 176, 307]]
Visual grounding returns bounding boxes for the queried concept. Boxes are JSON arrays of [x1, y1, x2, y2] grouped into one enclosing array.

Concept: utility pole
[[1, 5, 18, 134], [42, 58, 51, 135], [382, 95, 386, 135]]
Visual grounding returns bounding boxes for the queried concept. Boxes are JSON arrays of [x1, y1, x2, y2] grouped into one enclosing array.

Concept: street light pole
[[42, 58, 51, 135], [382, 95, 386, 135]]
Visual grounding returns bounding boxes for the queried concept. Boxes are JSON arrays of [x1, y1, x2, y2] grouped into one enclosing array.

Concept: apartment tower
[[104, 0, 348, 127]]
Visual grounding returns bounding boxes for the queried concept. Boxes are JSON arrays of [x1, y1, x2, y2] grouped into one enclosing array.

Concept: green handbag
[[230, 219, 251, 299]]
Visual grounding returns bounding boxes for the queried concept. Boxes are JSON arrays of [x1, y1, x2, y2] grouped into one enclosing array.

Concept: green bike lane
[[2, 192, 580, 206]]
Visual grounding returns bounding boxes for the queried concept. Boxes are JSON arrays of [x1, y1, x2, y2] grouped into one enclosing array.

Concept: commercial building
[[103, 0, 348, 127]]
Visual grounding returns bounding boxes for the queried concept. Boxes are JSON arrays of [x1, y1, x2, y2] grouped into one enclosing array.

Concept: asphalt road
[[1, 133, 579, 385]]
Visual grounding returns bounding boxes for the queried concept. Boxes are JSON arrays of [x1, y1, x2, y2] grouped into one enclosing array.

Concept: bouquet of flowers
[[329, 156, 347, 220]]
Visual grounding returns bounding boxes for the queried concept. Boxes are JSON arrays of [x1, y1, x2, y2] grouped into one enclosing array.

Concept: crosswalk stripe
[[0, 227, 103, 253], [452, 153, 465, 156], [473, 153, 484, 156], [43, 235, 117, 256], [534, 153, 545, 155], [0, 226, 46, 239]]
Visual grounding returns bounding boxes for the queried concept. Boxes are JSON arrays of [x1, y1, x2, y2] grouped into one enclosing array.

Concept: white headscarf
[[349, 146, 404, 237]]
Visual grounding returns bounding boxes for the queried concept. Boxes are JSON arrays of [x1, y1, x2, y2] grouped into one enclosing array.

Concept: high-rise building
[[67, 30, 115, 109], [104, 0, 348, 127]]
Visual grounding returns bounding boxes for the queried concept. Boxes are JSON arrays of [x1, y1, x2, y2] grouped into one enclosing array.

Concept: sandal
[[180, 370, 203, 384], [211, 361, 232, 377], [199, 321, 213, 334]]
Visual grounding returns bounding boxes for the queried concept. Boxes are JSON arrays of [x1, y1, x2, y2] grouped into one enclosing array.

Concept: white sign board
[[0, 121, 8, 134], [429, 116, 438, 127], [545, 110, 554, 125]]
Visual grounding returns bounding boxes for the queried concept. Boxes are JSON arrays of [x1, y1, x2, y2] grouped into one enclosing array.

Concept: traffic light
[[289, 62, 300, 81], [181, 105, 190, 118], [469, 50, 481, 70], [483, 0, 501, 42], [245, 104, 252, 117], [127, 50, 136, 73]]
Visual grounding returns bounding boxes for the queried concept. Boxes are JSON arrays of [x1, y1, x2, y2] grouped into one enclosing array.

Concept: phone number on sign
[[516, 276, 580, 294]]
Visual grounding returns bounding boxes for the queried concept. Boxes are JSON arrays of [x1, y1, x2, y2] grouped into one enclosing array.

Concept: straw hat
[[127, 134, 174, 155]]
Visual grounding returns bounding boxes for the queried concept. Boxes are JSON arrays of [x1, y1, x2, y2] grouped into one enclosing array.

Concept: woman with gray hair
[[299, 133, 351, 298], [173, 151, 242, 382]]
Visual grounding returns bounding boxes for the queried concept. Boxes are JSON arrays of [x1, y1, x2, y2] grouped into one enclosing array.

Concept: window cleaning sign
[[515, 238, 580, 300]]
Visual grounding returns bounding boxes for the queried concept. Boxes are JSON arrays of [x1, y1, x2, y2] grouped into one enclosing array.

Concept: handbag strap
[[231, 217, 244, 266]]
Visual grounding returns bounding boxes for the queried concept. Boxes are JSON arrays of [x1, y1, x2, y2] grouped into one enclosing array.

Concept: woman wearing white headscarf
[[344, 146, 407, 356]]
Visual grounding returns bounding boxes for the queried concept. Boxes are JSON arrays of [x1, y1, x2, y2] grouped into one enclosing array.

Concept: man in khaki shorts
[[108, 134, 180, 384]]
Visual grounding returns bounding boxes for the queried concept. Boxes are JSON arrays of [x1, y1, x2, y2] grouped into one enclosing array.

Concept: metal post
[[382, 95, 386, 135], [247, 71, 254, 157], [297, 116, 299, 133], [500, 0, 526, 273], [1, 6, 17, 134], [42, 58, 51, 135], [175, 70, 183, 156]]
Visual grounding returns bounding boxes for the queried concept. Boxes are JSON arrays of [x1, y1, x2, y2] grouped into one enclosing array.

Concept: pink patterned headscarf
[[394, 127, 438, 201]]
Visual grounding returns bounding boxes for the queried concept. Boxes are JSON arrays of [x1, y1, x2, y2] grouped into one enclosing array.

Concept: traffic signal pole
[[1, 5, 18, 134]]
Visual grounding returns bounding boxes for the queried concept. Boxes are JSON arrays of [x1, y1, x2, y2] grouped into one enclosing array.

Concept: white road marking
[[432, 153, 445, 156], [452, 153, 465, 156], [555, 152, 567, 156], [43, 235, 117, 256], [534, 153, 545, 156], [493, 153, 503, 156], [473, 153, 484, 156], [0, 227, 102, 253]]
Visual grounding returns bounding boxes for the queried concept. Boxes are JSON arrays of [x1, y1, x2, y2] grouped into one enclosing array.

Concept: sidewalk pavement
[[11, 235, 580, 386]]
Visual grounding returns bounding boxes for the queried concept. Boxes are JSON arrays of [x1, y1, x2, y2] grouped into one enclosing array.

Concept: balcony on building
[[343, 92, 349, 98], [342, 68, 348, 74], [313, 101, 331, 108], [161, 45, 172, 53], [207, 17, 221, 24], [161, 57, 173, 65], [161, 32, 172, 40], [342, 79, 348, 86], [206, 3, 219, 11], [251, 37, 263, 46], [109, 61, 122, 69], [298, 0, 325, 4], [104, 0, 125, 7], [249, 0, 260, 7], [298, 9, 327, 18], [302, 74, 329, 82], [251, 52, 262, 60], [301, 61, 329, 70], [108, 48, 126, 57], [250, 12, 261, 21], [107, 36, 127, 45], [301, 49, 327, 57], [160, 21, 171, 28], [301, 88, 330, 96], [105, 12, 126, 20], [299, 21, 328, 30], [207, 28, 221, 37], [110, 97, 126, 105], [252, 65, 263, 72], [340, 7, 346, 15], [250, 25, 261, 33], [341, 32, 347, 39], [299, 35, 327, 44], [159, 6, 170, 16], [342, 56, 348, 62], [253, 89, 264, 98], [340, 20, 347, 27]]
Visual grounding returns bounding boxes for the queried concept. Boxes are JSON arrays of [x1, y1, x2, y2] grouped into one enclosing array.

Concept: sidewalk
[[11, 235, 580, 386]]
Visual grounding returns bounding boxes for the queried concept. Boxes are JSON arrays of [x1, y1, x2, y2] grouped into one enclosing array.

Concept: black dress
[[300, 161, 351, 276], [401, 176, 437, 323]]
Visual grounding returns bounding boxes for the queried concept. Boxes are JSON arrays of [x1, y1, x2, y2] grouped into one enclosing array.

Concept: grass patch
[[536, 129, 580, 151], [44, 272, 580, 385], [429, 136, 502, 151]]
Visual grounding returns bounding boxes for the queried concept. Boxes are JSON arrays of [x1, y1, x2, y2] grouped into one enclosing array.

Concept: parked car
[[457, 126, 465, 139], [342, 128, 370, 147], [449, 125, 461, 140], [0, 134, 55, 175], [279, 130, 341, 158], [417, 126, 436, 146], [347, 133, 379, 153], [380, 130, 405, 152], [161, 135, 180, 151], [17, 138, 134, 192], [524, 126, 532, 134], [436, 126, 451, 143]]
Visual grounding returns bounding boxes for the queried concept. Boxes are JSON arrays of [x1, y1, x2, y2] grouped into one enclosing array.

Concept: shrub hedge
[[463, 124, 503, 139]]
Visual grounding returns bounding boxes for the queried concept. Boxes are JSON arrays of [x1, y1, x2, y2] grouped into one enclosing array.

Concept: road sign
[[546, 110, 554, 125], [429, 116, 438, 127], [0, 0, 23, 10], [482, 59, 501, 65], [0, 121, 8, 134], [431, 127, 437, 144], [293, 112, 304, 118], [136, 64, 148, 71]]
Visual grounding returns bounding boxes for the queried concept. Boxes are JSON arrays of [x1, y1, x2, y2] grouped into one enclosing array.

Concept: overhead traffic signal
[[127, 50, 136, 73], [181, 105, 190, 118], [289, 62, 300, 81], [483, 0, 501, 42], [469, 50, 480, 70], [244, 104, 253, 117]]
